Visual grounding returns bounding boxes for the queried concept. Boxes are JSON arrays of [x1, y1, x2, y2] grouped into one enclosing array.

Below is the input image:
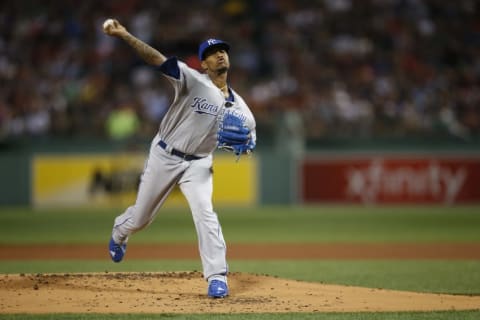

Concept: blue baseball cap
[[198, 38, 230, 61]]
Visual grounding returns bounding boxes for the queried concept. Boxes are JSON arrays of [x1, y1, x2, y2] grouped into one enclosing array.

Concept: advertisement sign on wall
[[301, 155, 480, 204], [33, 153, 257, 208]]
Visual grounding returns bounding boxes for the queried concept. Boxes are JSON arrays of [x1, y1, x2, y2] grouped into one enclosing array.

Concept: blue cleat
[[208, 279, 229, 298], [109, 238, 126, 263]]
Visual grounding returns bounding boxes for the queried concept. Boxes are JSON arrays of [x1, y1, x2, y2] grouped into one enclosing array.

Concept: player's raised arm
[[102, 18, 166, 66]]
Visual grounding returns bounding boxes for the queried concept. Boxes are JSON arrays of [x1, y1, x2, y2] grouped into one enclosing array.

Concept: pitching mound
[[1, 272, 479, 314]]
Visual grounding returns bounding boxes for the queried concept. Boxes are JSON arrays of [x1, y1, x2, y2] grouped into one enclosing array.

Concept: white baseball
[[103, 19, 115, 31]]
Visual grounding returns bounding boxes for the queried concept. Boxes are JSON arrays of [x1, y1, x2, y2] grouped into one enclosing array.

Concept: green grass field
[[1, 205, 480, 319], [2, 205, 480, 244]]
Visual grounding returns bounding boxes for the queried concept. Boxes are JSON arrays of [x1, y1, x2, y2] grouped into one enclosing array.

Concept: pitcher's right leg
[[109, 135, 188, 262]]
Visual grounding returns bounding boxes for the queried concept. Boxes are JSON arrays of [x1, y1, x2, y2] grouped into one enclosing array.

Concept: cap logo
[[207, 39, 218, 45]]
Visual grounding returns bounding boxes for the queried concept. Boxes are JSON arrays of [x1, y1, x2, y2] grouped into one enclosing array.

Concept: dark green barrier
[[259, 153, 296, 205], [0, 154, 30, 205], [2, 135, 479, 206]]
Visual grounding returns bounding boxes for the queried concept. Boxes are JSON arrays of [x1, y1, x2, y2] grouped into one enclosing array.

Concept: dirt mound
[[1, 272, 479, 314]]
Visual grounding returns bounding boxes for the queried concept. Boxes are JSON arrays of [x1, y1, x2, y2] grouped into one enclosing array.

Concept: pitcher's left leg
[[179, 156, 228, 283]]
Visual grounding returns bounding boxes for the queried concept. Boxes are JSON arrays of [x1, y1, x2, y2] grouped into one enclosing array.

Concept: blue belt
[[158, 140, 202, 161]]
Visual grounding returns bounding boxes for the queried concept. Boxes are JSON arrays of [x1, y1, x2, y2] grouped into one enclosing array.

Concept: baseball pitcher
[[103, 19, 256, 298]]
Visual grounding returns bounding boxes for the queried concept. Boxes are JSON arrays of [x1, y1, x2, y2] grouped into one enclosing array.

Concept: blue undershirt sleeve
[[158, 57, 180, 79]]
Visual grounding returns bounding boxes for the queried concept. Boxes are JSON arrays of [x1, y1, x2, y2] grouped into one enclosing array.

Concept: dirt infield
[[1, 243, 480, 314], [2, 243, 480, 260], [1, 272, 480, 314]]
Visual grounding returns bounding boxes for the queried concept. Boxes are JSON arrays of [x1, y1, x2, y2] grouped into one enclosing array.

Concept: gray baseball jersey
[[158, 57, 256, 156]]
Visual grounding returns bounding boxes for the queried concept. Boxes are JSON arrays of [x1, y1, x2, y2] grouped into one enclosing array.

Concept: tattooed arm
[[103, 19, 166, 65]]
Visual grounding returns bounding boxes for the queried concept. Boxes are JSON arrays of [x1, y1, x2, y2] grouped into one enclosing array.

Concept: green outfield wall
[[0, 154, 30, 205], [1, 137, 479, 206]]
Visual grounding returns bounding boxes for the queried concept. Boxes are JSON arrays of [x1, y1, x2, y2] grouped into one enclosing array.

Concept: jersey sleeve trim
[[158, 57, 180, 79]]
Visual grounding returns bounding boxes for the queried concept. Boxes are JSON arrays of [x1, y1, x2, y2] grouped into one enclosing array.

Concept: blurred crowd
[[1, 0, 479, 147]]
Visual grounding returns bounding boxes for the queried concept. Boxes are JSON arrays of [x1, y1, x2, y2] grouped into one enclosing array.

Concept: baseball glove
[[218, 113, 255, 158]]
